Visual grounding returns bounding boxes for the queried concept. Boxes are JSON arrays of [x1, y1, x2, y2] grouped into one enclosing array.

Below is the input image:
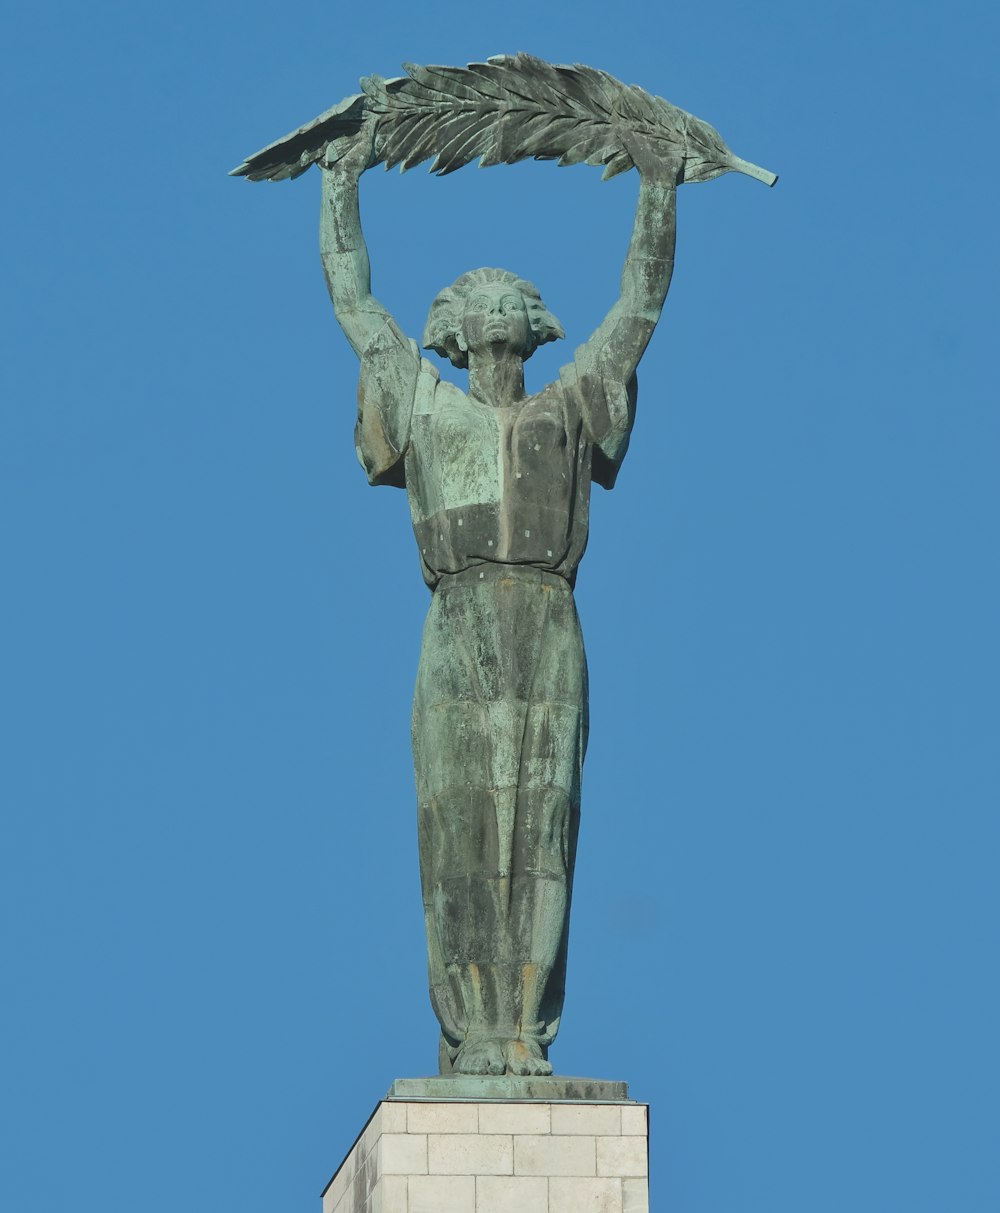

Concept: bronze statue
[[233, 54, 775, 1076]]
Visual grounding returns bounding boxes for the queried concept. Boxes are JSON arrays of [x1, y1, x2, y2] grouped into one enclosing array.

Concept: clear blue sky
[[2, 2, 997, 1210]]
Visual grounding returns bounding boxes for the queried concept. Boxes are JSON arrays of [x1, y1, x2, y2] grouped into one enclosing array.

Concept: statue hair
[[422, 268, 565, 369]]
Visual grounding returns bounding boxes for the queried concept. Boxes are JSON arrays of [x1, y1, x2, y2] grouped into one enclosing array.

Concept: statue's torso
[[405, 369, 593, 589]]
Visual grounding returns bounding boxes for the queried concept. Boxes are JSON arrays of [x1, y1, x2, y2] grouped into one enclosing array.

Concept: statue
[[233, 54, 775, 1077]]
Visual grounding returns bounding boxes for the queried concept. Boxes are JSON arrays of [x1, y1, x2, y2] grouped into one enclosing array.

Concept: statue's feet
[[503, 1038, 553, 1077], [453, 1038, 506, 1075]]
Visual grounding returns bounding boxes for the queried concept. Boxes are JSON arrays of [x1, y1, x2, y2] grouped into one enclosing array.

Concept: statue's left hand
[[619, 128, 684, 186]]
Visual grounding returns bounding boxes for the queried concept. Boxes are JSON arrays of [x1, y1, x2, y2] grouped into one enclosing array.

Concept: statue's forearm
[[619, 179, 676, 322], [319, 170, 392, 358], [576, 179, 676, 380]]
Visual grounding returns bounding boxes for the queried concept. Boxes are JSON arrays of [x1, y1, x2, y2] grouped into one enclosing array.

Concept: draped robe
[[356, 330, 635, 1067]]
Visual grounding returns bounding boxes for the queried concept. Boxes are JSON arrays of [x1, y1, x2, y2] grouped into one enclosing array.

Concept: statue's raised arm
[[573, 132, 680, 386], [319, 129, 420, 488], [319, 131, 411, 361]]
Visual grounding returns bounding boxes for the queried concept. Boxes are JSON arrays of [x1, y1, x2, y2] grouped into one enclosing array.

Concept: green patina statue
[[234, 54, 775, 1077]]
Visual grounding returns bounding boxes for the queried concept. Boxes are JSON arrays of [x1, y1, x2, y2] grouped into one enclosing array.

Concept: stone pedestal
[[321, 1080, 648, 1213]]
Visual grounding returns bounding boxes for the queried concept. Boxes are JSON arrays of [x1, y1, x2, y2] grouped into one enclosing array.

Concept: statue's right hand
[[322, 121, 378, 178]]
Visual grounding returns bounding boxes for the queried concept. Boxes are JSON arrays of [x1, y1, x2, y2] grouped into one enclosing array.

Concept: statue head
[[422, 268, 564, 369]]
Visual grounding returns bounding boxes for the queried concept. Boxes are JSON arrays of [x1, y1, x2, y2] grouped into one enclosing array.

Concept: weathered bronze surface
[[235, 54, 774, 1077]]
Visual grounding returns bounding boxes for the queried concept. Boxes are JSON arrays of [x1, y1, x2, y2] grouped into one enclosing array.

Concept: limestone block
[[513, 1132, 596, 1176], [408, 1174, 476, 1212], [550, 1103, 623, 1136], [322, 1165, 346, 1213], [597, 1135, 648, 1177], [620, 1105, 647, 1136], [478, 1101, 551, 1135], [370, 1175, 407, 1213], [475, 1175, 548, 1213], [623, 1177, 651, 1213], [379, 1103, 409, 1134], [549, 1176, 624, 1213], [380, 1133, 428, 1175], [324, 1104, 384, 1213], [427, 1132, 513, 1175], [407, 1102, 480, 1134]]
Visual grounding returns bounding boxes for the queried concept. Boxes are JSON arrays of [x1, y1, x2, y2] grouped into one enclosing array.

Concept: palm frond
[[230, 53, 778, 189]]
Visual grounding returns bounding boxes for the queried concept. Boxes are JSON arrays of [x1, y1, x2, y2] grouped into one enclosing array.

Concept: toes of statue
[[503, 1039, 553, 1077], [454, 1039, 506, 1075]]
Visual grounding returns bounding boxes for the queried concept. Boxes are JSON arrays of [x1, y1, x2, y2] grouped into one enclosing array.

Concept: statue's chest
[[408, 382, 577, 518]]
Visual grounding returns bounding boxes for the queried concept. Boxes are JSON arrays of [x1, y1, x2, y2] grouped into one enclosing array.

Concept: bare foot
[[454, 1039, 505, 1075], [503, 1039, 553, 1076]]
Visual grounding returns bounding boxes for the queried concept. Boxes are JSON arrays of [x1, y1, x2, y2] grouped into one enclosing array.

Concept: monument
[[234, 52, 775, 1211]]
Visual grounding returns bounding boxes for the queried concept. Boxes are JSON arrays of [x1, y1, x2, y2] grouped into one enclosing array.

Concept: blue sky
[[2, 2, 997, 1210]]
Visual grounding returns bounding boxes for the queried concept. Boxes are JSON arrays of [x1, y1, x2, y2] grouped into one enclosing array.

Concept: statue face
[[460, 285, 531, 358]]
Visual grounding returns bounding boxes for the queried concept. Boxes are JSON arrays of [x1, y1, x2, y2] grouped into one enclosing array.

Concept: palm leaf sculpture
[[231, 52, 777, 188]]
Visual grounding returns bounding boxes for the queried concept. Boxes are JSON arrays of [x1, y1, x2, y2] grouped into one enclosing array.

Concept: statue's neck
[[467, 351, 525, 408]]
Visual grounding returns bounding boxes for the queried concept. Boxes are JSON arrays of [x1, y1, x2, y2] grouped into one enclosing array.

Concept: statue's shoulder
[[413, 346, 439, 379], [557, 353, 604, 394], [411, 348, 442, 416]]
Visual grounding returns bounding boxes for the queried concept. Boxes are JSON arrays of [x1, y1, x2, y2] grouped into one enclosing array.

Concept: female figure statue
[[321, 131, 679, 1076]]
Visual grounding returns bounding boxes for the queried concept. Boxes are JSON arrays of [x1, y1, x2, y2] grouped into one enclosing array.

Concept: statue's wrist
[[639, 170, 679, 190]]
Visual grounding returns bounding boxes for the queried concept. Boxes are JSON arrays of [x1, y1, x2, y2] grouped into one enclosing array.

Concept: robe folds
[[356, 333, 635, 1066]]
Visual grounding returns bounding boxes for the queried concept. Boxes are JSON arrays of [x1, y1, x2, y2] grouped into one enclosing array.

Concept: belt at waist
[[435, 563, 572, 593]]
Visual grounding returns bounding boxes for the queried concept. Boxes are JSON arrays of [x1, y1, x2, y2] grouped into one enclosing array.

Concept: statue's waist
[[434, 564, 573, 594]]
